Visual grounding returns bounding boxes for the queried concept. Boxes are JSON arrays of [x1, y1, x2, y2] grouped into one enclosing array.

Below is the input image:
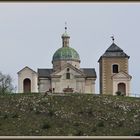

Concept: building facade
[[98, 40, 132, 96], [18, 28, 97, 94], [17, 28, 132, 96]]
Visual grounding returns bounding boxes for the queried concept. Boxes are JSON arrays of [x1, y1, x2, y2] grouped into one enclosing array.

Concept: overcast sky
[[0, 2, 140, 95]]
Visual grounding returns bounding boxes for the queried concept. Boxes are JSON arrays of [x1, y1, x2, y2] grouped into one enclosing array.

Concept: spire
[[111, 35, 115, 43], [62, 22, 70, 47]]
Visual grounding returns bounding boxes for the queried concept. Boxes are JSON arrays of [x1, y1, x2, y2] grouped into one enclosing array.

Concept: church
[[17, 27, 132, 96], [18, 27, 97, 94]]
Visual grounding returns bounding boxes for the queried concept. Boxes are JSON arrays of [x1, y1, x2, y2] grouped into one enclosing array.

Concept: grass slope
[[0, 93, 140, 136]]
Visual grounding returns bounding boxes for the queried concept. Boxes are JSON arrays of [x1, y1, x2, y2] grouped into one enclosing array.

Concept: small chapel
[[17, 27, 132, 96]]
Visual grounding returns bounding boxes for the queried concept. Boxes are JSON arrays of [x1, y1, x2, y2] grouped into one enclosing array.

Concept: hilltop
[[0, 93, 140, 136]]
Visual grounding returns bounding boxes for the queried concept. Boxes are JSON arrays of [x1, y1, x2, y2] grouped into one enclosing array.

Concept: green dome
[[52, 47, 80, 62]]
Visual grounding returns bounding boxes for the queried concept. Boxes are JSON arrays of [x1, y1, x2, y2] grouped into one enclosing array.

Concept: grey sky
[[0, 2, 139, 94]]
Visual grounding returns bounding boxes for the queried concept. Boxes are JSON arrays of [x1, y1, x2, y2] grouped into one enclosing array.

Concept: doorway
[[23, 78, 31, 93], [118, 83, 126, 95]]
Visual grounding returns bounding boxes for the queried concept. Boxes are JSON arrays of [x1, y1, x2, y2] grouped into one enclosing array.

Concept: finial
[[65, 22, 67, 33], [111, 35, 115, 43]]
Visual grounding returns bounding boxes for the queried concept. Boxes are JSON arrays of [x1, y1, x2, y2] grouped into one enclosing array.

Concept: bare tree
[[0, 72, 14, 94]]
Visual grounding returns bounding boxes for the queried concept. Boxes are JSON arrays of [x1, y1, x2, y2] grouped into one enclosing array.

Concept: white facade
[[37, 63, 96, 94], [112, 71, 132, 96], [17, 67, 38, 93], [51, 64, 95, 93], [38, 78, 51, 93]]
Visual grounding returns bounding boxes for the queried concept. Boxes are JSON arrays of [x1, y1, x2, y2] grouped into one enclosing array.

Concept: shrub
[[75, 130, 83, 136], [78, 110, 84, 114], [3, 114, 8, 119], [30, 107, 33, 111], [12, 113, 19, 118], [97, 121, 104, 127], [48, 110, 54, 117], [133, 131, 140, 136], [73, 122, 79, 127], [92, 127, 97, 132], [116, 91, 122, 96], [41, 122, 51, 130], [115, 91, 125, 96], [35, 110, 41, 115], [118, 121, 124, 127], [87, 109, 93, 116]]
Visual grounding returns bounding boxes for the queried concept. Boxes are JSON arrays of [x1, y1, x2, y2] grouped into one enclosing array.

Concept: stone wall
[[99, 57, 128, 95]]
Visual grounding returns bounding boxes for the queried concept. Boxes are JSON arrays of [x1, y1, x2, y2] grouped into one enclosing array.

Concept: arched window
[[23, 78, 31, 93], [112, 64, 118, 73], [66, 68, 70, 79]]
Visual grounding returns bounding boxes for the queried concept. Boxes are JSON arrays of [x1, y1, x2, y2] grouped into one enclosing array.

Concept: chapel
[[17, 27, 97, 94], [18, 27, 132, 96]]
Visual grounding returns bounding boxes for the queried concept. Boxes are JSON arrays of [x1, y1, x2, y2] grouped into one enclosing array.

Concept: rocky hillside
[[0, 93, 140, 136]]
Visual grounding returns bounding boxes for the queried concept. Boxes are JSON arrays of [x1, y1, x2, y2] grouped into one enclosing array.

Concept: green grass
[[0, 93, 140, 136]]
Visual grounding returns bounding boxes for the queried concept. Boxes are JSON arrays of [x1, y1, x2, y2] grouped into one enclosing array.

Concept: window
[[66, 73, 70, 79], [112, 64, 118, 73]]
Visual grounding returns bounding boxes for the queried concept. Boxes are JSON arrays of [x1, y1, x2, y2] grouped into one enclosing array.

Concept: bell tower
[[98, 37, 132, 96]]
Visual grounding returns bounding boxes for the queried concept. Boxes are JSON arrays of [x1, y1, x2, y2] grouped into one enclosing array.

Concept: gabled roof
[[17, 66, 37, 74], [106, 43, 123, 52], [80, 68, 96, 78], [38, 69, 53, 78], [98, 43, 130, 62], [38, 64, 96, 78]]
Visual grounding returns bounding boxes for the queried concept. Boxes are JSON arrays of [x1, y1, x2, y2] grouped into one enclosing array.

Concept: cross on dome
[[65, 22, 67, 33], [111, 35, 115, 43]]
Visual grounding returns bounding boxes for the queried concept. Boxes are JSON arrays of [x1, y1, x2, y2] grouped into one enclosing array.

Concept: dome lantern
[[61, 23, 70, 47]]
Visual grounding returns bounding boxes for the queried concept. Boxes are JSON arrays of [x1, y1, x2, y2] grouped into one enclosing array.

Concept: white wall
[[51, 66, 96, 93], [18, 67, 38, 93], [38, 78, 51, 93], [112, 72, 131, 96]]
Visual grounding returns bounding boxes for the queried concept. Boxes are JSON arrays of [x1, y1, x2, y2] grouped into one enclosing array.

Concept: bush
[[12, 113, 19, 118], [41, 122, 51, 130], [97, 121, 104, 127], [87, 109, 93, 116], [118, 121, 124, 127], [116, 91, 123, 96], [35, 110, 41, 115], [3, 114, 8, 119], [116, 91, 121, 96], [133, 131, 140, 136], [48, 110, 54, 117], [75, 130, 84, 136], [73, 122, 79, 127], [92, 127, 97, 132]]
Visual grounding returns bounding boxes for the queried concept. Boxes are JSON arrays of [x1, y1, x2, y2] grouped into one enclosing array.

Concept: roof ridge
[[106, 43, 123, 52], [98, 43, 130, 60]]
